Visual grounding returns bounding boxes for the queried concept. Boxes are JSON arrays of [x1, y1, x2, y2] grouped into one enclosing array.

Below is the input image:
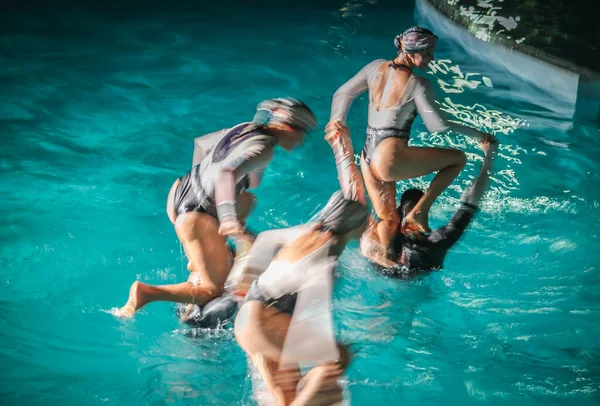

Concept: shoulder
[[369, 58, 388, 67], [410, 75, 440, 104], [240, 132, 276, 160], [354, 59, 388, 82], [252, 132, 277, 150], [364, 59, 388, 72], [237, 124, 276, 149], [225, 122, 252, 136], [195, 127, 228, 141], [411, 74, 433, 90]]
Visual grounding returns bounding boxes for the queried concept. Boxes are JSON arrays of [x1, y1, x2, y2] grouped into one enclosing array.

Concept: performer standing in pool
[[325, 26, 496, 267]]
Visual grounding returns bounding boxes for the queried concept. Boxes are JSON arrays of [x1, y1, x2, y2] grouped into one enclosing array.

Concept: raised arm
[[463, 139, 496, 206], [414, 77, 496, 142], [433, 139, 496, 248], [325, 60, 384, 204], [325, 125, 366, 205], [192, 129, 228, 166]]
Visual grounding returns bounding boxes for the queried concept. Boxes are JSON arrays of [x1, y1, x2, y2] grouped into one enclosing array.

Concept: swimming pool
[[1, 2, 599, 405]]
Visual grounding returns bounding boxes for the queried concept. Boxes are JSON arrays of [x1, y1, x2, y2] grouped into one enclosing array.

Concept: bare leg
[[253, 353, 300, 406], [116, 212, 233, 318], [360, 154, 399, 265], [166, 179, 180, 225], [287, 343, 349, 406], [236, 301, 349, 405], [235, 302, 291, 360], [291, 363, 344, 406], [236, 303, 299, 404], [372, 139, 466, 233]]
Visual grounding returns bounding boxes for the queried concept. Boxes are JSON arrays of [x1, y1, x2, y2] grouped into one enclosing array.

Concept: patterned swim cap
[[319, 191, 369, 235], [255, 97, 318, 132], [394, 26, 438, 53]]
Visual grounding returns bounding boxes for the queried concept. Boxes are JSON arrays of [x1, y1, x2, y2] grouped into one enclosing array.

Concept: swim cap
[[255, 97, 318, 132], [394, 26, 438, 53], [319, 191, 368, 235]]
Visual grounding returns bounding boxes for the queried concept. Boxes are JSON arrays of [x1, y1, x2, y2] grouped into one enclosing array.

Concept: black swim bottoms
[[244, 280, 297, 315], [173, 171, 217, 218], [362, 126, 410, 164]]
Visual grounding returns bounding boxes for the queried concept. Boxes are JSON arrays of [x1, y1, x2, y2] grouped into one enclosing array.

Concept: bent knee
[[197, 283, 224, 300], [379, 172, 396, 183], [381, 218, 399, 237], [453, 150, 467, 168], [377, 207, 399, 224], [384, 217, 399, 231]]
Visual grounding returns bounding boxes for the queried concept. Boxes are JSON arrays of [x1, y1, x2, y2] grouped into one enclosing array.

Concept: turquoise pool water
[[1, 3, 599, 405]]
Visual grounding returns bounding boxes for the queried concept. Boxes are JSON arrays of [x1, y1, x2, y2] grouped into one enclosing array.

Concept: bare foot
[[115, 281, 147, 318], [403, 211, 431, 234]]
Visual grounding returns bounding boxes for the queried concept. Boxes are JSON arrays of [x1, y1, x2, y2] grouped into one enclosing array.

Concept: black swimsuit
[[393, 202, 479, 271], [173, 170, 216, 217], [244, 280, 297, 315]]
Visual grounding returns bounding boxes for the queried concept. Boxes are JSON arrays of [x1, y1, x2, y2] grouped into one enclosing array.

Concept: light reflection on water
[[1, 3, 599, 406]]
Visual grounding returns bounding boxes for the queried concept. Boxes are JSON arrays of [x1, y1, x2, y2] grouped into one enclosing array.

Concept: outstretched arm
[[463, 139, 496, 206], [414, 78, 496, 143], [433, 139, 496, 248], [328, 59, 383, 126], [324, 60, 384, 204]]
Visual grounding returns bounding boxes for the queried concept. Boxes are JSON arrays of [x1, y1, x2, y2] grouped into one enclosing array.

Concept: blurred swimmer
[[115, 98, 317, 318], [233, 191, 368, 405]]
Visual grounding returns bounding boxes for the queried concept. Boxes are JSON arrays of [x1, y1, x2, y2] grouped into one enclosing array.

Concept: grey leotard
[[173, 123, 275, 218], [330, 59, 450, 163]]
